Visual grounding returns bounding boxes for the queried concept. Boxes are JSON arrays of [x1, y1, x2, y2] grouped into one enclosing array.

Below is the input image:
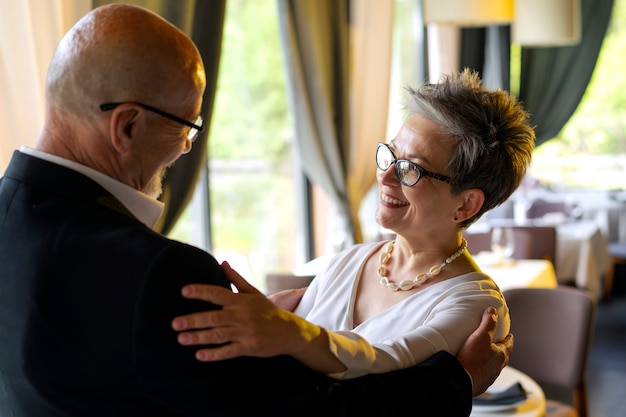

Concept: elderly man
[[0, 4, 511, 416]]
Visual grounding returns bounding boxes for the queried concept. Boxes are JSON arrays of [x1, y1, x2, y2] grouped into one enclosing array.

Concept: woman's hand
[[457, 307, 514, 396], [268, 287, 307, 312], [171, 262, 346, 374]]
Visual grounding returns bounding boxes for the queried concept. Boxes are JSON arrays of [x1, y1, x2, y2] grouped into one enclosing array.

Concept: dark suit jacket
[[0, 151, 472, 416]]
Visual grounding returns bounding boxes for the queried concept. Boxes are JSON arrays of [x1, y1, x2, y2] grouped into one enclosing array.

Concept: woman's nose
[[378, 165, 399, 185]]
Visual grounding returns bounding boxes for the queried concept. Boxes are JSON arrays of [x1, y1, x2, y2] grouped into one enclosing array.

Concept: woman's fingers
[[221, 261, 260, 294]]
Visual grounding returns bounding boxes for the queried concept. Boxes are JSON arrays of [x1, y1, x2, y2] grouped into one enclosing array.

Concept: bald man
[[0, 4, 511, 416]]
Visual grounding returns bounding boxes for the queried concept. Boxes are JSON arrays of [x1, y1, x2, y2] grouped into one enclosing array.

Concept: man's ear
[[108, 105, 141, 153], [454, 188, 485, 222]]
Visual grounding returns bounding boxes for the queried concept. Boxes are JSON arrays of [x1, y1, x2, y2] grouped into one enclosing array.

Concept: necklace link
[[378, 239, 468, 292]]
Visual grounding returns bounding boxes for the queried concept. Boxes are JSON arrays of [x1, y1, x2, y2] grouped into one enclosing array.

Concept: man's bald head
[[46, 3, 206, 118]]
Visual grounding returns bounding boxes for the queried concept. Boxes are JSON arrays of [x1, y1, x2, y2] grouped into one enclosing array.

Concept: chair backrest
[[463, 228, 533, 259], [511, 225, 557, 264], [510, 228, 533, 260], [463, 231, 492, 254], [526, 199, 573, 219], [265, 273, 315, 295], [504, 286, 597, 417]]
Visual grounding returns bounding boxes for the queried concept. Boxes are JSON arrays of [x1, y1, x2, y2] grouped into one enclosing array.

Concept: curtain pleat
[[278, 0, 394, 248], [459, 25, 510, 90], [277, 0, 354, 250], [460, 27, 487, 74], [0, 0, 91, 173]]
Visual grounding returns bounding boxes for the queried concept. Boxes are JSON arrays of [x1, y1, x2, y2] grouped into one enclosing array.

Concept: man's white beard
[[145, 167, 167, 199]]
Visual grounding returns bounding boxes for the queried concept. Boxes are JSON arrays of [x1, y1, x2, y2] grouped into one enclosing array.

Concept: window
[[169, 0, 301, 290]]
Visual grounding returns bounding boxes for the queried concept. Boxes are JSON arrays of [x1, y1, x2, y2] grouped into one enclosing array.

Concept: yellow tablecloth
[[473, 254, 558, 292]]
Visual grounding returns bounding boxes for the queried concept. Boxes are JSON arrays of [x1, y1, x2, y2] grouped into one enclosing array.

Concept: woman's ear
[[108, 105, 141, 153], [454, 188, 485, 222]]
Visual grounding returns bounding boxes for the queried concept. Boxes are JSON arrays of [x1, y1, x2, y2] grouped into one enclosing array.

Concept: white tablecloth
[[555, 220, 609, 298], [470, 366, 546, 417], [514, 189, 626, 242], [579, 200, 626, 243]]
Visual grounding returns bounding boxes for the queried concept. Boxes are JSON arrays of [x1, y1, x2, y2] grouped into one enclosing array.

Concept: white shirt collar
[[20, 146, 164, 229]]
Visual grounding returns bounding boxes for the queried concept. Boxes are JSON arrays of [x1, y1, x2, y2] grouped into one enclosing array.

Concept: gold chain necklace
[[377, 239, 468, 292]]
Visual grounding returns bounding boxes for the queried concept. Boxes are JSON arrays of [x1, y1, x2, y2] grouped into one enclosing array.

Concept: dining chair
[[510, 225, 558, 264], [526, 199, 574, 220], [510, 228, 533, 260], [463, 230, 492, 254], [463, 228, 533, 259], [503, 286, 597, 417], [603, 241, 626, 300], [265, 273, 315, 295]]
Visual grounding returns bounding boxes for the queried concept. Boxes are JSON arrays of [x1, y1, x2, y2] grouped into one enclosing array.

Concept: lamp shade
[[423, 0, 514, 26], [513, 0, 581, 46]]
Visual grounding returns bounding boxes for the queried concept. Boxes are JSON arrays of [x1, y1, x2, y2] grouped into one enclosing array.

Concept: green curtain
[[518, 0, 615, 146], [459, 26, 511, 90], [457, 0, 614, 147]]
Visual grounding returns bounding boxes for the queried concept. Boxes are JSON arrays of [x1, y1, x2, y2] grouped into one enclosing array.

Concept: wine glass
[[491, 227, 515, 265]]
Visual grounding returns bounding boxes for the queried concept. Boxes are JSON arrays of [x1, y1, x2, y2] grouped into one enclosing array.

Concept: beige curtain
[[278, 0, 352, 253], [348, 0, 394, 243], [0, 0, 91, 174], [278, 0, 393, 249]]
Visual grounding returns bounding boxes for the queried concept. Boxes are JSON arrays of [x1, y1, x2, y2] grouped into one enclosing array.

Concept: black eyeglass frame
[[376, 142, 451, 186], [100, 102, 204, 142]]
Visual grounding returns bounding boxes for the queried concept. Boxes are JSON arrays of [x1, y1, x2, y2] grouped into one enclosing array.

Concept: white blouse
[[294, 241, 510, 379]]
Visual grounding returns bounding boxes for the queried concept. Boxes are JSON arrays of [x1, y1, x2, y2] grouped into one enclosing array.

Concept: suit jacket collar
[[3, 150, 138, 221]]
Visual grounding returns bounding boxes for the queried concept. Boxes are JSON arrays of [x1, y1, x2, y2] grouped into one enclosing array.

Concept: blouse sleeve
[[325, 280, 510, 380]]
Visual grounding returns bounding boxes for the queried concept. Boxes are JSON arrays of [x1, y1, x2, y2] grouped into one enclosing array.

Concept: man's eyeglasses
[[375, 142, 451, 187], [100, 102, 204, 142]]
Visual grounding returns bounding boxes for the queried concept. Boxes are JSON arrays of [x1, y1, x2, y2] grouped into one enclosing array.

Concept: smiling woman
[[170, 68, 529, 387]]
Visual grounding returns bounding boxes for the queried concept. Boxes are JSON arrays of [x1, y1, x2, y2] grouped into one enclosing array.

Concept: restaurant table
[[468, 219, 609, 298], [470, 366, 546, 417], [513, 189, 626, 242], [578, 198, 626, 243], [472, 254, 558, 292]]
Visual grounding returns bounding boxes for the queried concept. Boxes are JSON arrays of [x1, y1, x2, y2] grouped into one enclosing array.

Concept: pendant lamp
[[513, 0, 581, 46], [423, 0, 514, 26]]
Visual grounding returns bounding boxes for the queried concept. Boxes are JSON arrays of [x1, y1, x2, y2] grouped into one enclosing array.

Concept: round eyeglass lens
[[396, 160, 420, 186], [376, 145, 392, 170]]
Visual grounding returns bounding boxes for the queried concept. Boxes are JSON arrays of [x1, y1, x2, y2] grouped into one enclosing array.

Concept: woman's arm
[[173, 263, 509, 380], [172, 262, 348, 375]]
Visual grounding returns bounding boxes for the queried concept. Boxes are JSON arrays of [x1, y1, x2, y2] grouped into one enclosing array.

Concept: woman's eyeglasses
[[375, 142, 451, 187], [100, 102, 204, 142]]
